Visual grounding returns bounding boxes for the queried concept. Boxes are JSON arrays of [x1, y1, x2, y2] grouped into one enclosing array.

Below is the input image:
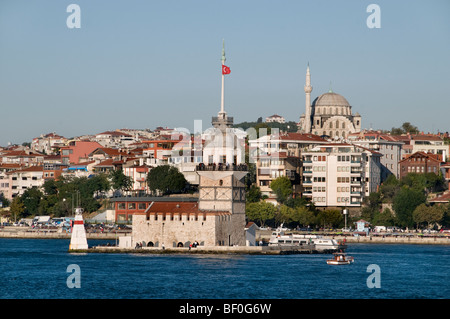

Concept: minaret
[[304, 63, 313, 133]]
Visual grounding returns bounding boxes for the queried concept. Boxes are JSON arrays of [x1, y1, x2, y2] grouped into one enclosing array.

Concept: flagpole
[[220, 40, 226, 117]]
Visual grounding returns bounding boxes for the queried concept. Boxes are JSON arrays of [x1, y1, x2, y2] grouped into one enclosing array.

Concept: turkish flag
[[222, 65, 231, 75]]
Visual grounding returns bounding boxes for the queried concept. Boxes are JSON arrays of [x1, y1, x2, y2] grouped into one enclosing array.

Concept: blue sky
[[0, 0, 449, 145]]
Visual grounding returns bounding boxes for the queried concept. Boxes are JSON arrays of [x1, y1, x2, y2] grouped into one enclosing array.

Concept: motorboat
[[326, 252, 354, 265], [268, 225, 347, 253]]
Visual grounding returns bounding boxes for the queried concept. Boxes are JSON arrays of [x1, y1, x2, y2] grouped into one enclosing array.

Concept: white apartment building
[[248, 132, 326, 201], [302, 143, 382, 209], [7, 166, 44, 199]]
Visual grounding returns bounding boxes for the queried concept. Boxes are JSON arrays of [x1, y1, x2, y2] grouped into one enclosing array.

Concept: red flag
[[222, 65, 231, 75]]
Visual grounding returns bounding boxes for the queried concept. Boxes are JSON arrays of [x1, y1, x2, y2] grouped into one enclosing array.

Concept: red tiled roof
[[399, 151, 442, 163], [429, 192, 450, 203], [279, 133, 326, 142]]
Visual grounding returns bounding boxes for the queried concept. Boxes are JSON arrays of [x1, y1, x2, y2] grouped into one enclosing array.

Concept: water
[[0, 238, 449, 299]]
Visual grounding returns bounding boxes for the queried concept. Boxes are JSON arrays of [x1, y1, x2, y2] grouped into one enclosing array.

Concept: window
[[118, 203, 126, 210], [128, 203, 136, 210], [138, 203, 146, 210]]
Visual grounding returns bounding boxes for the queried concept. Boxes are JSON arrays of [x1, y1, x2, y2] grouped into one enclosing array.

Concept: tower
[[205, 40, 246, 165], [69, 207, 88, 250], [197, 166, 247, 246], [303, 63, 313, 133]]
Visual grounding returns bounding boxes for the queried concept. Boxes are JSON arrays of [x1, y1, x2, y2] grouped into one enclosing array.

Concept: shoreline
[[1, 227, 449, 246]]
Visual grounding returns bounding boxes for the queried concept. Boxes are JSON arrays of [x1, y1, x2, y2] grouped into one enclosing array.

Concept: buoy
[[69, 207, 88, 250]]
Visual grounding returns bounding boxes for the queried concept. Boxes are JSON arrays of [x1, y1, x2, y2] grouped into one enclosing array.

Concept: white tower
[[69, 207, 88, 250], [303, 63, 313, 133]]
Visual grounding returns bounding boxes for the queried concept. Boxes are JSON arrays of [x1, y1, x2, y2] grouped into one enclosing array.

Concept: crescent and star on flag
[[221, 39, 230, 75]]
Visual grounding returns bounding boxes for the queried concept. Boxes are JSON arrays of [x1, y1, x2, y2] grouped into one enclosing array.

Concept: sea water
[[0, 238, 448, 299]]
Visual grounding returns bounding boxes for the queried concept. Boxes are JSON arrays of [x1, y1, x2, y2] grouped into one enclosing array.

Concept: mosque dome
[[314, 92, 350, 107], [312, 92, 352, 116]]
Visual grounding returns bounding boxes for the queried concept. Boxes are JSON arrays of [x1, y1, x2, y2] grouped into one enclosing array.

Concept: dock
[[71, 244, 322, 255]]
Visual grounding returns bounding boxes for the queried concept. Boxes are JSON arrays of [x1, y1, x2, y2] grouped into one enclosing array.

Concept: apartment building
[[249, 132, 326, 201], [302, 143, 382, 209], [348, 131, 403, 181], [7, 166, 44, 199]]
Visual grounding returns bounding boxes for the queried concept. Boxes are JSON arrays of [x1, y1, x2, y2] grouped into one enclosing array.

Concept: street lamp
[[343, 198, 349, 232]]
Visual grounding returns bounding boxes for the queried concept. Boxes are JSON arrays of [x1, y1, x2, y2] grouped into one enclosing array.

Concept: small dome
[[313, 92, 350, 107]]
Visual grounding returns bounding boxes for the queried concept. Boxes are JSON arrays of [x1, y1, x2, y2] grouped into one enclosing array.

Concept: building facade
[[302, 143, 382, 209], [348, 131, 404, 181], [399, 151, 442, 179]]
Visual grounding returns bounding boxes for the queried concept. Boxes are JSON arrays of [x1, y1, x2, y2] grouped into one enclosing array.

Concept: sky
[[0, 0, 449, 146]]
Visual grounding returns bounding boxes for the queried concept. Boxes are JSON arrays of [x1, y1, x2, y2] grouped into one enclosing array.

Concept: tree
[[372, 208, 395, 226], [413, 203, 444, 229], [246, 185, 262, 203], [270, 176, 292, 204], [393, 187, 427, 228], [147, 165, 187, 195], [316, 209, 343, 229], [110, 169, 133, 193], [276, 205, 295, 226], [379, 174, 400, 201], [0, 193, 10, 208], [9, 197, 25, 222], [245, 201, 276, 227], [21, 188, 44, 216], [390, 122, 419, 135], [292, 206, 316, 227]]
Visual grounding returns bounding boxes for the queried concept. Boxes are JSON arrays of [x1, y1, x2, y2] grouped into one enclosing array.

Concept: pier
[[73, 244, 320, 255]]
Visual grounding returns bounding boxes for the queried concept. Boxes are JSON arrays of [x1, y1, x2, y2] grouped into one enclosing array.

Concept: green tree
[[0, 193, 10, 208], [292, 206, 316, 227], [372, 208, 395, 226], [393, 187, 427, 228], [276, 205, 295, 226], [147, 165, 187, 195], [379, 174, 400, 201], [269, 176, 292, 204], [9, 197, 25, 222], [413, 203, 444, 229], [245, 201, 276, 227], [110, 169, 133, 192], [316, 209, 343, 229], [21, 188, 44, 216], [246, 185, 262, 203]]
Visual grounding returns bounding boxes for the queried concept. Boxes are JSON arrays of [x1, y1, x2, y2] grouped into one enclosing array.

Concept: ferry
[[268, 226, 346, 253]]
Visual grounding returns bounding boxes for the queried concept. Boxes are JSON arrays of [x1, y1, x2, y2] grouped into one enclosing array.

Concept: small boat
[[326, 252, 354, 265]]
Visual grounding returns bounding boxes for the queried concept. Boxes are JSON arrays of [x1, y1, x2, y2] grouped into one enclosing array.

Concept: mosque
[[298, 65, 362, 138]]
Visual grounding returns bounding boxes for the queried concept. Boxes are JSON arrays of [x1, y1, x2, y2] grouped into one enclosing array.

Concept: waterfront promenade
[[0, 226, 129, 240]]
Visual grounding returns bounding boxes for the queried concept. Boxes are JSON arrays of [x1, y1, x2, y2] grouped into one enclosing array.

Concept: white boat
[[326, 252, 354, 265], [268, 226, 346, 252]]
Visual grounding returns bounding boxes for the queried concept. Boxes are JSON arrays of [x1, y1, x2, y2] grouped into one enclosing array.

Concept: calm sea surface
[[0, 238, 449, 299]]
